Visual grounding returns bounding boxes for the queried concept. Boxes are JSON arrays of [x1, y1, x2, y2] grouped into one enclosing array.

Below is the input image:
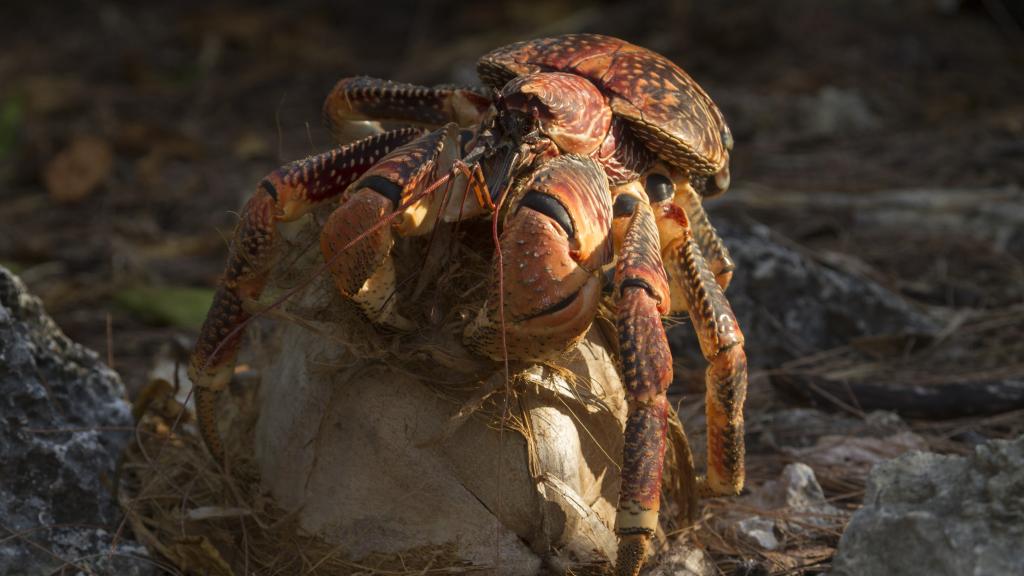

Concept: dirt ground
[[1, 0, 1022, 573]]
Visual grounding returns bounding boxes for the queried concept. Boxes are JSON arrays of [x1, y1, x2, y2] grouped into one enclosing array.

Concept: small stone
[[736, 516, 779, 550], [650, 543, 716, 576], [779, 463, 827, 509], [754, 463, 843, 533]]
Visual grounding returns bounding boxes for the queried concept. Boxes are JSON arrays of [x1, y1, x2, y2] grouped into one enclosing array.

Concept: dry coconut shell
[[120, 199, 698, 575]]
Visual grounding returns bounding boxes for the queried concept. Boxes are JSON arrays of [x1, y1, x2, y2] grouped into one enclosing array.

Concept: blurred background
[[1, 0, 1021, 387], [2, 0, 1023, 573]]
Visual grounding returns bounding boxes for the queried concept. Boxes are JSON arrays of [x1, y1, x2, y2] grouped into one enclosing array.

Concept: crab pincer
[[465, 154, 613, 361]]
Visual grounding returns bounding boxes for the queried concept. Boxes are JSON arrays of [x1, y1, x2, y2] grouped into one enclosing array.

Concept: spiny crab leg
[[675, 181, 735, 290], [609, 183, 674, 576], [653, 187, 748, 497], [188, 127, 422, 464], [324, 76, 492, 135]]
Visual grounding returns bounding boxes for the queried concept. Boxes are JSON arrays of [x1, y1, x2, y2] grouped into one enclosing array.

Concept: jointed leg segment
[[676, 183, 735, 290], [610, 172, 748, 575], [188, 128, 422, 463], [653, 196, 747, 497], [611, 188, 673, 575], [324, 76, 491, 135]]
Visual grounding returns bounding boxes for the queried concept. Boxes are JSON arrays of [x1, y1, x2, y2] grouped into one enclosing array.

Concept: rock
[[0, 266, 151, 575], [760, 408, 910, 450], [715, 462, 842, 553], [756, 463, 843, 535], [650, 543, 716, 576], [669, 217, 936, 369], [736, 516, 779, 550], [761, 463, 834, 514], [832, 435, 1024, 576], [787, 431, 929, 476]]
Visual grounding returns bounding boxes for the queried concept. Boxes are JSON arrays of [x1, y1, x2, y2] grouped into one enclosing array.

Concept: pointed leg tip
[[193, 387, 227, 466], [615, 534, 650, 576]]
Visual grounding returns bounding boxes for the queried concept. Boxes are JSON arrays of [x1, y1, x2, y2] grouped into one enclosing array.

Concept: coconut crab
[[189, 34, 746, 575]]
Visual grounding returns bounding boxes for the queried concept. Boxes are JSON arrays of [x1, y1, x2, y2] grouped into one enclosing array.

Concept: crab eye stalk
[[644, 174, 674, 204], [691, 164, 731, 198], [613, 193, 640, 218], [721, 126, 734, 152], [708, 164, 731, 197]]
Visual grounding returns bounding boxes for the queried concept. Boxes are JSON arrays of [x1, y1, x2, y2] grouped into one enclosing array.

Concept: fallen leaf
[[44, 135, 114, 203], [233, 131, 271, 159], [22, 75, 84, 114], [113, 285, 215, 329]]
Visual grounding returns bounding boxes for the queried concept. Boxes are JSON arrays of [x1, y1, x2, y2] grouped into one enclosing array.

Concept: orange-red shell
[[499, 72, 612, 156], [478, 34, 731, 175]]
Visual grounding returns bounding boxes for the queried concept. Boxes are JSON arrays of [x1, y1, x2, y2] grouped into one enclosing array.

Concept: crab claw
[[465, 155, 612, 361]]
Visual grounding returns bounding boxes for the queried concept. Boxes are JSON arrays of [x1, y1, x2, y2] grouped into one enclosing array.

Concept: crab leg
[[675, 182, 735, 290], [324, 77, 491, 135], [652, 197, 747, 497], [188, 127, 422, 463], [609, 183, 674, 576]]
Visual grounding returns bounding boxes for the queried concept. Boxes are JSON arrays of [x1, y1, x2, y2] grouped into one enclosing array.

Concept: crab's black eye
[[613, 193, 640, 218], [644, 173, 674, 204], [519, 190, 574, 238]]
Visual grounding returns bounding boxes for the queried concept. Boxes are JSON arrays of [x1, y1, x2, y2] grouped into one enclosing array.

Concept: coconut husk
[[118, 210, 699, 575]]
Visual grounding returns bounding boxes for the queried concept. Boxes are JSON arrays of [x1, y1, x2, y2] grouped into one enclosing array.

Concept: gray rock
[[736, 516, 779, 550], [762, 463, 835, 514], [760, 408, 910, 450], [650, 543, 716, 576], [832, 435, 1024, 576], [669, 216, 936, 369], [0, 266, 152, 575], [758, 463, 844, 534], [724, 462, 843, 551]]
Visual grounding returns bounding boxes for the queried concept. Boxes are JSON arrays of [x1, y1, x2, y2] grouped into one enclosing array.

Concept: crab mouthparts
[[485, 143, 523, 205]]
